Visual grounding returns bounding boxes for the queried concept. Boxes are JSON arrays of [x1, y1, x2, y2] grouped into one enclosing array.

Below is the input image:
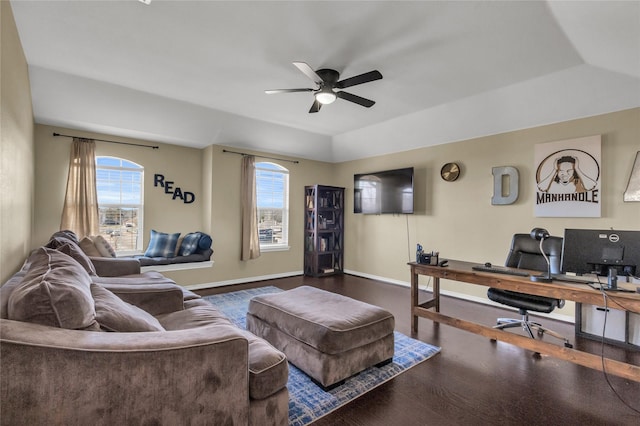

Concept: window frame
[[95, 156, 144, 255], [255, 161, 290, 252]]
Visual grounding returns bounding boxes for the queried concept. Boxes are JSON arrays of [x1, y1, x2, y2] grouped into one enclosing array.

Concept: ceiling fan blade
[[309, 100, 322, 113], [293, 62, 324, 86], [336, 91, 375, 108], [265, 88, 314, 94], [335, 70, 382, 89]]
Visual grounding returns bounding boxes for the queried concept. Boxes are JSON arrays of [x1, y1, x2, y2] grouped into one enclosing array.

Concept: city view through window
[[96, 157, 143, 254], [256, 162, 288, 247]]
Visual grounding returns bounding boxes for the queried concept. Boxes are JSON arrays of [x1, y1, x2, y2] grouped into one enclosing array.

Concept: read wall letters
[[154, 173, 195, 204]]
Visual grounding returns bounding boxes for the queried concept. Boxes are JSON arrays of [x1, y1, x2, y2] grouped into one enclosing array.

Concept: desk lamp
[[530, 227, 553, 283]]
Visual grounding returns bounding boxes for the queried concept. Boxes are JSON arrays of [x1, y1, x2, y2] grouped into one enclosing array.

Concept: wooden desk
[[409, 260, 640, 382]]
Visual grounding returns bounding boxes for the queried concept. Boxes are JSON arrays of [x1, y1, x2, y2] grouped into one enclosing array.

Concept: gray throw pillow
[[91, 284, 165, 332], [8, 247, 96, 330]]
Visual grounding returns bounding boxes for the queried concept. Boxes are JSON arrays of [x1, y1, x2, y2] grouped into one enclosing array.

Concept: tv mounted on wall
[[561, 228, 640, 277], [354, 167, 414, 214]]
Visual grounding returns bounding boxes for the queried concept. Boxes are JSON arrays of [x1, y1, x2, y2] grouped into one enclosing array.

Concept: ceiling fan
[[265, 62, 383, 113]]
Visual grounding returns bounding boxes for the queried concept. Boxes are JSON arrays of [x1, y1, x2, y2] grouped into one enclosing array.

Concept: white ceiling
[[10, 0, 640, 162]]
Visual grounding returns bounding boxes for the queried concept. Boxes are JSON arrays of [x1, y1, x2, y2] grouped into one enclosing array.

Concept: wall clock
[[440, 162, 460, 182]]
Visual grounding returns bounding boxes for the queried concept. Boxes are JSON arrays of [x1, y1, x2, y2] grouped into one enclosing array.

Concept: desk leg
[[411, 272, 441, 333], [433, 276, 440, 313], [411, 272, 419, 333]]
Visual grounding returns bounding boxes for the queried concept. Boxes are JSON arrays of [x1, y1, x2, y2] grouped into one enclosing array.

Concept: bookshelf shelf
[[304, 185, 344, 277]]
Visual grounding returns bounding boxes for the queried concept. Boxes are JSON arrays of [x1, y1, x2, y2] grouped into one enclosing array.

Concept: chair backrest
[[505, 233, 563, 274]]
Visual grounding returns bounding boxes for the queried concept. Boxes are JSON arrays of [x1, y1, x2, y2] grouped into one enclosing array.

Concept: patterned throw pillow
[[92, 235, 117, 258], [144, 230, 181, 258], [178, 232, 202, 256], [198, 233, 212, 250], [79, 236, 102, 257]]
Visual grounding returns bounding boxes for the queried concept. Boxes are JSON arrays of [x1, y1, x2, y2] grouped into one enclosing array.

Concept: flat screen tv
[[354, 167, 414, 214], [561, 228, 640, 277]]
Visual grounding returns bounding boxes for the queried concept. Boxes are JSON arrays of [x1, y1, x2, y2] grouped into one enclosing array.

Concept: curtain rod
[[53, 133, 159, 150], [222, 149, 299, 164]]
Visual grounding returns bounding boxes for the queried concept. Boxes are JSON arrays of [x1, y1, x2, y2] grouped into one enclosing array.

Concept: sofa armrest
[[0, 319, 250, 425], [96, 283, 185, 315], [90, 256, 141, 276]]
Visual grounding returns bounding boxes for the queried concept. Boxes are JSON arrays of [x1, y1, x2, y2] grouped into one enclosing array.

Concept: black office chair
[[487, 231, 573, 348]]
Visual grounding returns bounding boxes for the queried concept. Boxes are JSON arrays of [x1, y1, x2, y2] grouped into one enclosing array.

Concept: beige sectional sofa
[[0, 232, 289, 425]]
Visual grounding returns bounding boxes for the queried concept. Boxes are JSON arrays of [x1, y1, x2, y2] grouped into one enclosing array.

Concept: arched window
[[96, 156, 144, 254], [256, 162, 289, 250]]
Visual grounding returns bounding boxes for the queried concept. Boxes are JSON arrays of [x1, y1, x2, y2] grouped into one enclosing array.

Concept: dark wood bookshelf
[[304, 185, 344, 277]]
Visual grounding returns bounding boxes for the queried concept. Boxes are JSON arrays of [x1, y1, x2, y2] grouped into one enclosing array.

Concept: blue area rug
[[204, 286, 441, 426]]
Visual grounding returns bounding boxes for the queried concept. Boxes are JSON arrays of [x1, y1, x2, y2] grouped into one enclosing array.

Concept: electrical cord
[[406, 214, 411, 263], [591, 276, 640, 415]]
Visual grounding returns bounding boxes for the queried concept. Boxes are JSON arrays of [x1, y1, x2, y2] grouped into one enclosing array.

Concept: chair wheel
[[564, 342, 573, 349], [537, 329, 544, 336]]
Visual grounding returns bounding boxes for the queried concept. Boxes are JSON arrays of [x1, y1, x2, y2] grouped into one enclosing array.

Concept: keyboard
[[471, 265, 530, 277]]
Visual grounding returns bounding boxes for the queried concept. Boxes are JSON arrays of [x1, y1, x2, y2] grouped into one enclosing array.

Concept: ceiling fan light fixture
[[315, 89, 337, 105]]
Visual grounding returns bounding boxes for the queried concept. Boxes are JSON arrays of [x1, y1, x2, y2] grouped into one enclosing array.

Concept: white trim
[[141, 260, 214, 273], [184, 270, 303, 291], [343, 269, 575, 324], [259, 245, 291, 252]]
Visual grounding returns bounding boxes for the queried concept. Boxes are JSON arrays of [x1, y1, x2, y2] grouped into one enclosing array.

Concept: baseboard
[[344, 269, 576, 324], [185, 268, 575, 324]]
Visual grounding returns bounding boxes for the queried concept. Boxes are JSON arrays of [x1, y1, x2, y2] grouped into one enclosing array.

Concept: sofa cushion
[[93, 235, 116, 258], [94, 282, 184, 316], [144, 230, 180, 258], [79, 236, 102, 257], [45, 235, 77, 250], [178, 232, 201, 256], [156, 305, 233, 330], [91, 284, 165, 332], [7, 247, 97, 330], [49, 230, 79, 245], [57, 242, 97, 276]]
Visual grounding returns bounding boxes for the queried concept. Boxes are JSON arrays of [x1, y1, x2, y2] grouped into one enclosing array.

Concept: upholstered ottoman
[[246, 286, 395, 389]]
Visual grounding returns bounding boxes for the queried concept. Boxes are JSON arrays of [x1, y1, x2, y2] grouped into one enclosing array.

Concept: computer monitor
[[561, 229, 640, 277]]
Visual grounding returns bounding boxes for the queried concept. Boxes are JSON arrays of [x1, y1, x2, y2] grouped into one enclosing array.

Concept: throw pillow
[[79, 236, 102, 257], [93, 235, 117, 258], [91, 284, 165, 332], [57, 242, 97, 276], [7, 247, 97, 330], [144, 230, 180, 258], [50, 230, 79, 244], [178, 232, 202, 256], [198, 233, 213, 250]]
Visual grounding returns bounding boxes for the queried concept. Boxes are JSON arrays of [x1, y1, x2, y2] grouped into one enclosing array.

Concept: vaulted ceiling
[[10, 1, 640, 162]]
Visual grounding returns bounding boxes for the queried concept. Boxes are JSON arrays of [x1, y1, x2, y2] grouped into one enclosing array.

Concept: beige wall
[[200, 145, 332, 284], [1, 2, 35, 284], [336, 108, 640, 318], [34, 125, 206, 247], [30, 110, 639, 314], [32, 125, 333, 285]]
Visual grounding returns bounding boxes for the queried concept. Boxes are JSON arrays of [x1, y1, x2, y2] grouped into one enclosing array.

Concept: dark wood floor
[[197, 274, 640, 425]]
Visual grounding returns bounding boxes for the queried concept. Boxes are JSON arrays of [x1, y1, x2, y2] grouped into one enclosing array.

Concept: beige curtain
[[241, 155, 261, 260], [60, 138, 100, 238]]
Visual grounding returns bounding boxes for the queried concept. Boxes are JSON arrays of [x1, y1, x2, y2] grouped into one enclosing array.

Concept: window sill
[[141, 261, 214, 273], [260, 245, 290, 253]]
